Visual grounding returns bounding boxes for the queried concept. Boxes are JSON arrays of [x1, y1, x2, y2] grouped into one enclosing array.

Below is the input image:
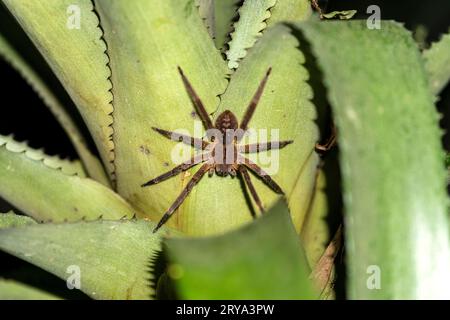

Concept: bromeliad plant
[[0, 0, 449, 300]]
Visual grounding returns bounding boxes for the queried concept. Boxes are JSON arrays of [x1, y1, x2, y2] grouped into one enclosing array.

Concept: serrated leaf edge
[[225, 0, 277, 70], [89, 1, 116, 184], [0, 134, 85, 177], [195, 0, 215, 39]]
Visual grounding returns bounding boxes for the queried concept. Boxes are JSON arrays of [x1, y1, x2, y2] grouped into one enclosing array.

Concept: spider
[[142, 67, 294, 232]]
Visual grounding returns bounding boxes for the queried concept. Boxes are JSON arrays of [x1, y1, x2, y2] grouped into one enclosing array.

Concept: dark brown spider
[[142, 67, 294, 232]]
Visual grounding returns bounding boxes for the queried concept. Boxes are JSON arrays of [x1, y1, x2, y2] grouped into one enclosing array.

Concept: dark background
[[0, 0, 449, 299]]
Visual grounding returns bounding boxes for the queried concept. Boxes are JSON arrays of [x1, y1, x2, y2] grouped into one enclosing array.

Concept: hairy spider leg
[[239, 166, 264, 215], [240, 140, 294, 153], [316, 123, 337, 152], [152, 127, 209, 150], [178, 66, 214, 130], [141, 153, 209, 187], [153, 163, 211, 233], [146, 66, 292, 232], [238, 156, 284, 195], [239, 68, 272, 133]]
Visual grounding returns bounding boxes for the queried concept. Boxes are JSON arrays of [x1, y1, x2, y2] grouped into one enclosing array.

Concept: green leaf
[[0, 33, 109, 186], [446, 153, 450, 185], [95, 1, 317, 236], [300, 169, 329, 268], [0, 134, 86, 176], [0, 219, 176, 299], [0, 212, 36, 228], [211, 24, 320, 234], [214, 0, 240, 50], [95, 0, 229, 233], [297, 21, 450, 299], [0, 279, 61, 300], [322, 10, 357, 20], [224, 0, 311, 68], [0, 135, 135, 222], [424, 30, 450, 95], [310, 226, 342, 300], [164, 201, 316, 299], [195, 0, 215, 38], [226, 0, 277, 69], [2, 0, 116, 180], [266, 0, 312, 26]]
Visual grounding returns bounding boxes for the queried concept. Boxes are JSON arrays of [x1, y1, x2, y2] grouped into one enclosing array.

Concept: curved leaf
[[226, 0, 276, 69], [266, 0, 311, 26], [0, 135, 135, 222], [0, 219, 176, 299], [424, 30, 450, 95], [214, 0, 241, 50], [0, 33, 109, 186], [195, 0, 215, 38], [0, 212, 36, 228], [301, 169, 329, 267], [201, 24, 319, 235], [298, 20, 450, 299], [0, 134, 86, 176], [446, 153, 450, 184], [164, 201, 316, 299], [0, 279, 60, 300], [322, 10, 357, 20], [2, 0, 116, 180], [95, 0, 229, 233], [310, 226, 342, 300]]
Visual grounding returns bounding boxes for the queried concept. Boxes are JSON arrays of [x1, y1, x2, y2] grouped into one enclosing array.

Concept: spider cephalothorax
[[142, 67, 293, 232]]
